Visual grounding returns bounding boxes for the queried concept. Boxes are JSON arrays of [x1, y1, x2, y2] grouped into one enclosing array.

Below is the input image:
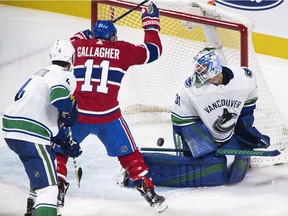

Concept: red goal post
[[91, 0, 288, 167], [91, 0, 248, 66]]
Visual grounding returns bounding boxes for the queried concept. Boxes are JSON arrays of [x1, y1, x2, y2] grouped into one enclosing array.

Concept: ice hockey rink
[[1, 4, 288, 216]]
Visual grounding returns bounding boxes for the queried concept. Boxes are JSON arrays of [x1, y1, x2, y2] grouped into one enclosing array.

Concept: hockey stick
[[112, 0, 149, 23], [67, 127, 83, 188], [73, 157, 82, 188], [140, 147, 281, 157]]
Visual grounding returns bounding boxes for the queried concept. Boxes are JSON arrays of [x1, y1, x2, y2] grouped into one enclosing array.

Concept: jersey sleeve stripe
[[244, 96, 258, 107], [171, 112, 200, 126], [50, 85, 72, 112], [144, 42, 161, 63]]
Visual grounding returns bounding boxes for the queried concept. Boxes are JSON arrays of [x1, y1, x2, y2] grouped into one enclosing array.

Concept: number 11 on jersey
[[81, 59, 109, 94]]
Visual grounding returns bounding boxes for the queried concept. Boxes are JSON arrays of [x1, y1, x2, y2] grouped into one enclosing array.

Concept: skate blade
[[154, 201, 168, 213]]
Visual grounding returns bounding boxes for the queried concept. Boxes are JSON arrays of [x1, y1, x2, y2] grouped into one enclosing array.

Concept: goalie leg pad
[[227, 155, 251, 184], [126, 153, 227, 187], [182, 122, 216, 158], [173, 128, 191, 157]]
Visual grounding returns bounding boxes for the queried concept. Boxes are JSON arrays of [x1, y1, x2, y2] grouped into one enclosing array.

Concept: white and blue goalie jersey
[[171, 65, 258, 143]]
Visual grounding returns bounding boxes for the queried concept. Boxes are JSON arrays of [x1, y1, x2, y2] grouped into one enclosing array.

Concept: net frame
[[90, 0, 288, 167]]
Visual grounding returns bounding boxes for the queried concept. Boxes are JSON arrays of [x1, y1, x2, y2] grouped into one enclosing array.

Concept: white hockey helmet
[[50, 40, 75, 64], [192, 47, 222, 86]]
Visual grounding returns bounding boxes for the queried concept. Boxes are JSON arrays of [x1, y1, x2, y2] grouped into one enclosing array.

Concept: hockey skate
[[57, 180, 70, 216], [57, 180, 70, 207], [136, 182, 168, 213], [24, 197, 36, 216], [117, 168, 129, 186]]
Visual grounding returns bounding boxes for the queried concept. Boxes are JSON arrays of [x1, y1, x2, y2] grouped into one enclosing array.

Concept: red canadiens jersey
[[71, 31, 162, 124]]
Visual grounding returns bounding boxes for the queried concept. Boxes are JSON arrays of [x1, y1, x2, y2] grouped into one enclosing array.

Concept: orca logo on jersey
[[213, 108, 237, 133]]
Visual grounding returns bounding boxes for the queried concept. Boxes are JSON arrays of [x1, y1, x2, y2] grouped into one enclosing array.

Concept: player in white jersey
[[171, 47, 269, 152], [169, 47, 270, 184], [2, 40, 82, 216]]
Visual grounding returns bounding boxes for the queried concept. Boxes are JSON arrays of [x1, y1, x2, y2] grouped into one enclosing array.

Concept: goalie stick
[[112, 0, 149, 23], [140, 147, 281, 157]]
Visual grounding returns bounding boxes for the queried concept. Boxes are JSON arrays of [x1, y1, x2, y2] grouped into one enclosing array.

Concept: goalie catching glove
[[234, 115, 270, 149], [141, 2, 160, 31], [51, 127, 82, 158]]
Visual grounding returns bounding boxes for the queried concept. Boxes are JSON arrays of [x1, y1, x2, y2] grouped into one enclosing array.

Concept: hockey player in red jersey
[[55, 1, 167, 213]]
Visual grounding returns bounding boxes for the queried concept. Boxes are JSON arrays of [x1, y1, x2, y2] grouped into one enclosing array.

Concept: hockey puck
[[157, 137, 165, 146]]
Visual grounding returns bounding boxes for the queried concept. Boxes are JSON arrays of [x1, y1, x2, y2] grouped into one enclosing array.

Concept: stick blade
[[76, 167, 83, 188]]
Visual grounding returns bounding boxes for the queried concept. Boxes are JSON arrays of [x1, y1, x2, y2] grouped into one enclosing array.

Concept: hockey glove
[[141, 2, 160, 31], [235, 127, 270, 149], [63, 140, 82, 158], [58, 98, 78, 127], [51, 127, 70, 145], [51, 127, 82, 158], [235, 115, 270, 149], [70, 29, 93, 41]]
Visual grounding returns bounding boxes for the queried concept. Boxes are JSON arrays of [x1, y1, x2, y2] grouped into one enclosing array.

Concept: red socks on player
[[118, 150, 154, 189]]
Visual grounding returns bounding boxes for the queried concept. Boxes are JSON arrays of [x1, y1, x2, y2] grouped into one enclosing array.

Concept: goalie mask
[[50, 40, 75, 65], [93, 20, 117, 41], [192, 47, 222, 87]]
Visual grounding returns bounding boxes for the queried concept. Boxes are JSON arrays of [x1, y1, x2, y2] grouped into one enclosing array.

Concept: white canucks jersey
[[2, 65, 76, 145], [171, 65, 258, 143]]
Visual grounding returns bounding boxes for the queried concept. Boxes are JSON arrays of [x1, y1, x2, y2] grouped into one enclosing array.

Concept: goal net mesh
[[92, 0, 288, 167]]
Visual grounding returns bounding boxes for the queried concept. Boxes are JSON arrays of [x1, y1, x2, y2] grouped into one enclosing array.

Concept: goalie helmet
[[192, 47, 222, 86], [50, 40, 75, 64], [93, 20, 117, 41]]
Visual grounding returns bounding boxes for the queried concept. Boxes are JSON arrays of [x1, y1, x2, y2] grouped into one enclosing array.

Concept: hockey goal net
[[91, 0, 288, 167]]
